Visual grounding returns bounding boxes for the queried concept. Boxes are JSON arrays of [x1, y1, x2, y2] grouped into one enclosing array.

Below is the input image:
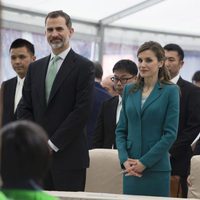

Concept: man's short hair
[[94, 61, 103, 79], [45, 10, 72, 28], [163, 43, 184, 61], [192, 71, 200, 82], [9, 38, 35, 55], [113, 59, 138, 76]]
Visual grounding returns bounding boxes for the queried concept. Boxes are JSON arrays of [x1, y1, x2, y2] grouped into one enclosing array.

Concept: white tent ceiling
[[1, 0, 200, 36]]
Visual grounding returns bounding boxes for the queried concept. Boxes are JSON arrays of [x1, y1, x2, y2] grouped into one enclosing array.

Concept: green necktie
[[45, 55, 60, 101]]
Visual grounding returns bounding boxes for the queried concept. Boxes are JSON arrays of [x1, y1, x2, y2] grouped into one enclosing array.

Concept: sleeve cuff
[[48, 140, 59, 152]]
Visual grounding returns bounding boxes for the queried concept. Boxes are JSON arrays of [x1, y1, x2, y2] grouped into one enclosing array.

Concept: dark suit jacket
[[170, 77, 200, 176], [1, 77, 17, 126], [93, 96, 119, 149], [17, 49, 94, 170], [87, 82, 111, 149]]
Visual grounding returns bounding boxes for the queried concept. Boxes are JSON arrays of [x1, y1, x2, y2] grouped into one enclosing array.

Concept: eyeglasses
[[111, 76, 134, 84]]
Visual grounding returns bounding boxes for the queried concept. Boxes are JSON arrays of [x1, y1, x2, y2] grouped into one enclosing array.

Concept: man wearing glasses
[[93, 59, 138, 149]]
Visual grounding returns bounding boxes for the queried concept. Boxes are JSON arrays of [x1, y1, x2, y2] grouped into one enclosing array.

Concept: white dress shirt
[[14, 76, 25, 112], [171, 74, 180, 84], [116, 95, 122, 124]]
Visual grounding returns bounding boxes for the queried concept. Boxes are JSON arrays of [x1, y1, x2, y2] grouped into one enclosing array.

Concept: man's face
[[164, 50, 184, 79], [113, 70, 137, 96], [10, 47, 35, 79], [45, 16, 74, 55]]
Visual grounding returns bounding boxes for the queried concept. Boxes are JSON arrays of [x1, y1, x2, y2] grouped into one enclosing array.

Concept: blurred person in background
[[192, 70, 200, 87], [101, 75, 118, 97], [87, 61, 111, 149]]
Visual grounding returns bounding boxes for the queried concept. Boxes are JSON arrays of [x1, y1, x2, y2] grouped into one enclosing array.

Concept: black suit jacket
[[17, 49, 94, 170], [1, 77, 17, 126], [170, 77, 200, 176], [87, 82, 111, 149], [93, 96, 119, 149]]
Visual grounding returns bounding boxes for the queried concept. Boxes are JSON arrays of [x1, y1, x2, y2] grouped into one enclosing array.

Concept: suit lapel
[[38, 56, 50, 107], [133, 89, 141, 116], [141, 82, 162, 114], [177, 77, 184, 88], [111, 96, 119, 124], [48, 49, 76, 103], [10, 78, 17, 114]]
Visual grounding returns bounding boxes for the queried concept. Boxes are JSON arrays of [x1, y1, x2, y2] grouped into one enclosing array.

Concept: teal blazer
[[116, 82, 180, 171]]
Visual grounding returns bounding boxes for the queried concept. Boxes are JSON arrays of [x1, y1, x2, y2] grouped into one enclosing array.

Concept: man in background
[[87, 61, 111, 149], [93, 59, 138, 149], [192, 70, 200, 87], [0, 38, 35, 126], [101, 75, 118, 97], [164, 43, 200, 197]]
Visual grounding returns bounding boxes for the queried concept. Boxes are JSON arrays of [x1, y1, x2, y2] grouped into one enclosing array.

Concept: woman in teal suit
[[116, 41, 180, 197]]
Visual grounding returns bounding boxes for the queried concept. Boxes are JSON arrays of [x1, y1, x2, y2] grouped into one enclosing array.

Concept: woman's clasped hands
[[122, 158, 146, 177]]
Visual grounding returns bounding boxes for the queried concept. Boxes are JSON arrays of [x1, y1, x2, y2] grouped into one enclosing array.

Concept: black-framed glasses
[[111, 76, 134, 84]]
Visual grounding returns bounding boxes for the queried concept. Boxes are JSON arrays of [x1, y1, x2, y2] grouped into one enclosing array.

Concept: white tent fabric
[[1, 0, 200, 36], [1, 0, 200, 82]]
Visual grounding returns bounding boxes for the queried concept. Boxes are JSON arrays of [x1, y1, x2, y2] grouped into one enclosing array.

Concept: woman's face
[[137, 49, 163, 79]]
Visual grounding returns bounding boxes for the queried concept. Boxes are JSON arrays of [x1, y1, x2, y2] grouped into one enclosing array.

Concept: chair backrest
[[85, 149, 122, 194], [188, 155, 200, 199]]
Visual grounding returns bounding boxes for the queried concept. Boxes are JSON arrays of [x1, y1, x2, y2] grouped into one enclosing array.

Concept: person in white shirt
[[0, 38, 36, 126]]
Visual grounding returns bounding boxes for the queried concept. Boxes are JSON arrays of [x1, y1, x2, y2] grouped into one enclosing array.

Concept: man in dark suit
[[87, 61, 111, 149], [164, 43, 200, 198], [17, 10, 94, 191], [93, 59, 138, 149], [0, 39, 35, 127]]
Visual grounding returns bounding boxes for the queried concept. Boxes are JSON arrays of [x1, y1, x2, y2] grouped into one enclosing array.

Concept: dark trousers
[[180, 176, 188, 198], [43, 168, 86, 191]]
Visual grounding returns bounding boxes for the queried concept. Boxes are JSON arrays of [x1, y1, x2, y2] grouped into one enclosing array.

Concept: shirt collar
[[17, 76, 25, 85], [171, 73, 180, 84], [50, 46, 71, 61], [118, 95, 122, 104]]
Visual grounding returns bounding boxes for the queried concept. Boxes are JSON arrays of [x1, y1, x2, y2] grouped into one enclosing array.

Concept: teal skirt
[[123, 170, 170, 197]]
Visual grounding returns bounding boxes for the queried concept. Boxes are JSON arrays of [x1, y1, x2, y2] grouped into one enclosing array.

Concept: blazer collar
[[133, 88, 141, 116], [177, 76, 184, 87], [37, 56, 51, 108], [141, 82, 163, 114]]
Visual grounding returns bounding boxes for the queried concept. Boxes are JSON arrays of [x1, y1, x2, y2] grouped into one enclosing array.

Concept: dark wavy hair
[[131, 41, 171, 92]]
